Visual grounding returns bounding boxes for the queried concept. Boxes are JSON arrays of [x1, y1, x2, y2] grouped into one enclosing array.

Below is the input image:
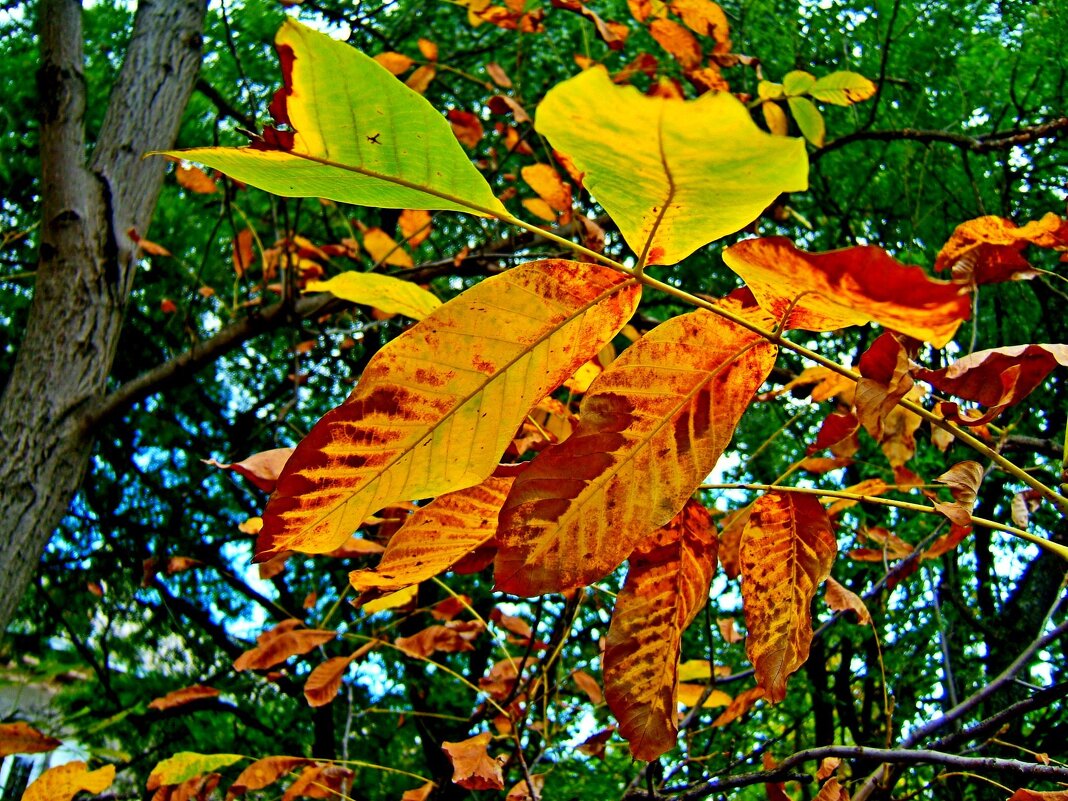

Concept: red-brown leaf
[[395, 621, 486, 658], [227, 757, 310, 797], [234, 624, 335, 671], [203, 448, 294, 493], [304, 643, 374, 707], [0, 722, 61, 757], [441, 732, 504, 791], [147, 685, 220, 711], [935, 213, 1068, 285]]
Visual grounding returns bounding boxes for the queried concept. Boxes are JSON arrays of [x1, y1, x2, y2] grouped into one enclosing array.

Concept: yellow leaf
[[175, 163, 218, 193], [740, 492, 837, 702], [678, 659, 731, 680], [257, 260, 640, 557], [147, 752, 243, 790], [304, 272, 440, 320], [398, 208, 433, 248], [604, 501, 718, 760], [406, 64, 436, 94], [788, 95, 825, 146], [361, 585, 418, 613], [521, 163, 572, 219], [495, 308, 776, 595], [362, 227, 414, 268], [521, 197, 558, 222], [676, 683, 732, 707], [762, 101, 789, 136], [22, 762, 115, 801], [669, 0, 730, 44], [810, 71, 877, 106], [350, 476, 513, 593], [722, 238, 970, 347], [536, 67, 807, 265]]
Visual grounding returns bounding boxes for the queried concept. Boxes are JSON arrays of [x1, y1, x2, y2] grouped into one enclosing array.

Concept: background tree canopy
[[1, 1, 1066, 800]]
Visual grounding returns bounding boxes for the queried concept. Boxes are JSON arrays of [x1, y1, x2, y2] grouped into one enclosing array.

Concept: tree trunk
[[0, 0, 207, 633]]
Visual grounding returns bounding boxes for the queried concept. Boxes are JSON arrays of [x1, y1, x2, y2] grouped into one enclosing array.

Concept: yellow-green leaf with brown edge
[[158, 20, 506, 217], [740, 491, 837, 702], [22, 762, 115, 801], [495, 307, 776, 595], [535, 66, 807, 266], [722, 237, 970, 347], [259, 260, 640, 557], [604, 501, 718, 760], [304, 271, 441, 320], [147, 752, 243, 791], [809, 71, 877, 106], [350, 476, 513, 593]]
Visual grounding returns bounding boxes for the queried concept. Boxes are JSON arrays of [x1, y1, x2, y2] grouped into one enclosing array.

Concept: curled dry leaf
[[935, 213, 1068, 285], [813, 776, 850, 801], [0, 722, 61, 757], [395, 620, 486, 658], [717, 617, 744, 644], [148, 685, 220, 711], [740, 492, 837, 702], [649, 18, 702, 69], [441, 732, 505, 791], [203, 448, 294, 493], [824, 577, 871, 625], [855, 333, 913, 441], [1011, 489, 1043, 528], [227, 756, 310, 797], [22, 762, 115, 801], [577, 727, 615, 760], [932, 460, 984, 526], [723, 238, 970, 347]]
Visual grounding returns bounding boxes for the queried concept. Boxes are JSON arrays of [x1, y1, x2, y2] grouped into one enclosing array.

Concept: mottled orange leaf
[[572, 669, 604, 704], [800, 457, 853, 474], [848, 526, 914, 562], [148, 685, 220, 711], [282, 764, 353, 801], [430, 595, 470, 620], [496, 309, 776, 595], [740, 492, 837, 702], [649, 18, 702, 69], [447, 110, 484, 148], [258, 261, 639, 558], [373, 51, 414, 75], [521, 164, 572, 223], [175, 163, 217, 193], [398, 208, 432, 248], [228, 756, 310, 797], [234, 624, 335, 671], [203, 447, 294, 493], [824, 577, 870, 624], [396, 620, 486, 658], [712, 685, 765, 726], [442, 732, 504, 790], [0, 722, 61, 757], [915, 345, 1068, 425], [935, 213, 1068, 285], [603, 500, 718, 760], [505, 773, 546, 801], [350, 476, 513, 593], [723, 238, 970, 347], [23, 762, 115, 801]]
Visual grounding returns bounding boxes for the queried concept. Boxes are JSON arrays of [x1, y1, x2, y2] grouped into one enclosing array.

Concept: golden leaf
[[496, 308, 775, 595], [740, 492, 837, 702], [442, 732, 504, 790], [258, 260, 639, 557], [147, 685, 220, 711], [22, 762, 115, 801]]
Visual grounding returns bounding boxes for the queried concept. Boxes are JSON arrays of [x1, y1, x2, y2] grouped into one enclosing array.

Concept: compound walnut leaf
[[161, 20, 506, 217], [722, 237, 970, 347], [259, 260, 640, 557], [349, 476, 513, 593], [604, 500, 718, 761], [535, 67, 807, 266], [740, 491, 837, 702], [495, 308, 776, 595]]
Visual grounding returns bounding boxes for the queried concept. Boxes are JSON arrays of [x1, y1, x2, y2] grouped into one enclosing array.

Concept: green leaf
[[158, 20, 506, 217], [757, 80, 784, 100], [148, 752, 244, 789], [782, 70, 816, 96], [810, 71, 877, 106], [304, 272, 442, 320], [535, 66, 808, 266], [788, 96, 825, 147]]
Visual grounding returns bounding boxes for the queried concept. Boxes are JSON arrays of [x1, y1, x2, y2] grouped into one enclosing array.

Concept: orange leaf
[[921, 524, 972, 561], [1008, 790, 1068, 800], [258, 261, 639, 557], [521, 164, 572, 222], [848, 526, 914, 562], [649, 18, 702, 70], [572, 669, 604, 705], [522, 197, 557, 222], [373, 52, 414, 75], [228, 756, 310, 797], [234, 623, 335, 671], [604, 500, 718, 760], [175, 163, 218, 193], [441, 732, 504, 791], [712, 685, 765, 726], [282, 764, 353, 800], [723, 238, 970, 347], [0, 722, 61, 757], [855, 333, 913, 441], [350, 476, 513, 593], [405, 65, 436, 94], [915, 345, 1068, 425], [740, 492, 837, 702], [398, 208, 433, 248], [447, 109, 484, 148], [505, 773, 546, 801], [22, 762, 115, 801], [670, 0, 730, 45], [304, 643, 374, 707], [203, 447, 294, 493], [148, 685, 220, 711], [717, 617, 744, 643], [824, 577, 870, 625], [417, 38, 438, 61], [935, 213, 1068, 285], [401, 781, 436, 801], [814, 776, 850, 801], [395, 620, 486, 658], [362, 226, 414, 268], [496, 308, 776, 595], [486, 62, 513, 88], [232, 228, 255, 278]]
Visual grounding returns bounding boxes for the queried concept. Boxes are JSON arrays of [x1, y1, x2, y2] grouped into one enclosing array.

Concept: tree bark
[[0, 0, 207, 633]]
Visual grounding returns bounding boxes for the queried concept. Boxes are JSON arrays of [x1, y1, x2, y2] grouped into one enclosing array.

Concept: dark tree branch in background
[[814, 117, 1068, 161], [195, 77, 256, 131]]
